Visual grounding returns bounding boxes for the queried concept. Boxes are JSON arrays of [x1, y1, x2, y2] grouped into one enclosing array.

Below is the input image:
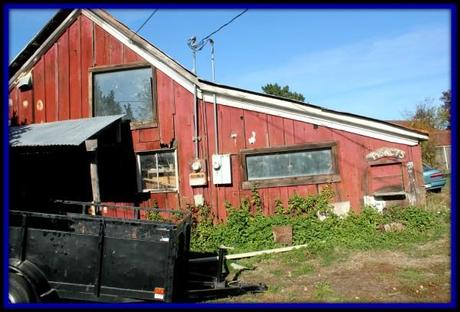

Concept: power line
[[132, 9, 158, 37], [201, 9, 248, 42], [188, 9, 249, 52]]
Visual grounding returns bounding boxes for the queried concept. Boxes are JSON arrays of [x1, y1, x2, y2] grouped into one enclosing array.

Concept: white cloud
[[231, 24, 450, 114]]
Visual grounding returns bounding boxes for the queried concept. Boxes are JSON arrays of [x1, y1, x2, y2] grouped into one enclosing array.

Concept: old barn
[[9, 9, 429, 220]]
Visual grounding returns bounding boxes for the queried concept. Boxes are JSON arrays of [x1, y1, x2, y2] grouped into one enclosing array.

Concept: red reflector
[[430, 173, 443, 178]]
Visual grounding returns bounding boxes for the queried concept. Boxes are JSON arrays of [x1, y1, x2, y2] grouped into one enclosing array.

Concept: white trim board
[[201, 92, 421, 146]]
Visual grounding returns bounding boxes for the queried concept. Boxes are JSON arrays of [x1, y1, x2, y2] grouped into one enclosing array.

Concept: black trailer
[[8, 201, 266, 303]]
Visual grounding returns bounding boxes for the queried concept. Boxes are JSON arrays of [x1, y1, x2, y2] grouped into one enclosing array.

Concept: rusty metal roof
[[9, 115, 124, 147]]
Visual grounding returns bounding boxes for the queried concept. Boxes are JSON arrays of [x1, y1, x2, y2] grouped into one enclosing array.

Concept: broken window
[[241, 142, 340, 189], [92, 66, 156, 127], [137, 149, 178, 192]]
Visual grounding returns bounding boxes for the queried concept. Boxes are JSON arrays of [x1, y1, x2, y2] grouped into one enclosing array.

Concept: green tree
[[438, 89, 451, 129], [94, 82, 122, 116], [262, 83, 307, 102], [407, 91, 450, 167]]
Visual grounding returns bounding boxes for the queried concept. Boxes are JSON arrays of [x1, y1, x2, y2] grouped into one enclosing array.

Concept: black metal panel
[[8, 204, 192, 303]]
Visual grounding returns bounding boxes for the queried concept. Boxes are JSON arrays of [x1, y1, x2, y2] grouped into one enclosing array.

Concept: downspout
[[192, 50, 199, 159]]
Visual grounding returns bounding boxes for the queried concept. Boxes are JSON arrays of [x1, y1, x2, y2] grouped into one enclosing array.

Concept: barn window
[[136, 149, 178, 192], [241, 142, 340, 189], [91, 64, 156, 128]]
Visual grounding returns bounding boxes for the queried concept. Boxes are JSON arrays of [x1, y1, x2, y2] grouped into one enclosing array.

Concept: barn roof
[[9, 115, 124, 147], [8, 9, 429, 146]]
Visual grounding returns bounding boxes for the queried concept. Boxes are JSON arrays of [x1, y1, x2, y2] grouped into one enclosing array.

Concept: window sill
[[241, 174, 341, 190], [141, 189, 178, 194], [130, 121, 158, 130]]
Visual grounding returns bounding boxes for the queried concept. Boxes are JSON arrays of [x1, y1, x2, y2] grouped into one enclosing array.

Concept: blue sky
[[8, 7, 452, 121]]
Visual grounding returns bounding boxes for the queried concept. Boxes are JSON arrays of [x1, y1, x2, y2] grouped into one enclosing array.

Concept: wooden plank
[[123, 46, 142, 63], [278, 187, 289, 212], [267, 114, 285, 147], [139, 128, 160, 142], [135, 141, 161, 152], [131, 129, 140, 146], [243, 110, 268, 149], [156, 70, 176, 144], [32, 58, 46, 123], [94, 24, 107, 66], [283, 118, 295, 146], [18, 85, 33, 125], [57, 30, 70, 120], [9, 88, 19, 125], [268, 187, 281, 215], [293, 120, 305, 144], [166, 193, 179, 210], [108, 33, 122, 65], [44, 45, 58, 122], [80, 15, 93, 118], [69, 19, 82, 119]]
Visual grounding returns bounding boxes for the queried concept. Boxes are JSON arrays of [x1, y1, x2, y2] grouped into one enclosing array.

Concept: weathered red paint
[[80, 15, 93, 118], [9, 12, 426, 220], [44, 45, 58, 122], [156, 70, 176, 145], [32, 58, 46, 123], [69, 20, 82, 119], [57, 29, 70, 120]]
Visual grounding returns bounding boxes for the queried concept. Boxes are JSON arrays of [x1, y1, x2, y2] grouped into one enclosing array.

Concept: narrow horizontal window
[[246, 148, 333, 181], [137, 149, 177, 192], [93, 67, 155, 126], [241, 142, 340, 189]]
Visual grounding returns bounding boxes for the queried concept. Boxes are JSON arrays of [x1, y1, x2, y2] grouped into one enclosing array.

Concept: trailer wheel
[[8, 273, 36, 303]]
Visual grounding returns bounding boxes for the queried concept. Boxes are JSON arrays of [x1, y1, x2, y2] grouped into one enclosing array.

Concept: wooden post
[[85, 139, 100, 214]]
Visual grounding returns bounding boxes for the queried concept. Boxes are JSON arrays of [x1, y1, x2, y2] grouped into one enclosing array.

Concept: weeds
[[190, 187, 449, 259]]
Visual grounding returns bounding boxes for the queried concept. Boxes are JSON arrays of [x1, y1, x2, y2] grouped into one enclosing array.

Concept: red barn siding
[[44, 45, 58, 122], [69, 20, 82, 119], [80, 15, 94, 118], [32, 58, 46, 123], [57, 29, 70, 120], [9, 11, 426, 220]]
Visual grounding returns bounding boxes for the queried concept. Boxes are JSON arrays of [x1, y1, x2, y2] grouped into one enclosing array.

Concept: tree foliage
[[407, 90, 450, 167], [438, 89, 451, 129], [262, 83, 306, 102]]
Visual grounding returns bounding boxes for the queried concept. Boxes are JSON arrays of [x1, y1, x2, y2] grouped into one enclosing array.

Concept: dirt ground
[[208, 235, 451, 303]]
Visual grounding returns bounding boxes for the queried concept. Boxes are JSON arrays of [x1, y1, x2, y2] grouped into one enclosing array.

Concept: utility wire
[[132, 9, 158, 38], [202, 9, 248, 42], [189, 9, 248, 51]]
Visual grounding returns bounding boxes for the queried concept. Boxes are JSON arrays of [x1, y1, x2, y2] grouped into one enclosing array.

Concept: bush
[[190, 188, 448, 254]]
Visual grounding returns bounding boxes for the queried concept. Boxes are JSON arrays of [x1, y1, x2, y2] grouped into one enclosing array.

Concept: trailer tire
[[8, 273, 36, 303]]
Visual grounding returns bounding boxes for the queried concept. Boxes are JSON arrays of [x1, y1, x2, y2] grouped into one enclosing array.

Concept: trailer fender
[[9, 258, 53, 301]]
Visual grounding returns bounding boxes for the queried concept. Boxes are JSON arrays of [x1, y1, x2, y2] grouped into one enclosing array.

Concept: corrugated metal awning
[[9, 115, 125, 147]]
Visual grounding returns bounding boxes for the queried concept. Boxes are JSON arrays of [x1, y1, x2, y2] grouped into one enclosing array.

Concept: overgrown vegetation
[[189, 186, 449, 256]]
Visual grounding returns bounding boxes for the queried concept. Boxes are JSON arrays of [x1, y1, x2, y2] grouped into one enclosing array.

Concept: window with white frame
[[137, 149, 178, 192], [241, 142, 340, 189]]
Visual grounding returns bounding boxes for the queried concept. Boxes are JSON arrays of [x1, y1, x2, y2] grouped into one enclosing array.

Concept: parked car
[[423, 163, 447, 192]]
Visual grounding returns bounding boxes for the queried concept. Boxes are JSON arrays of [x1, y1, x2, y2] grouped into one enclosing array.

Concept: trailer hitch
[[185, 246, 267, 301]]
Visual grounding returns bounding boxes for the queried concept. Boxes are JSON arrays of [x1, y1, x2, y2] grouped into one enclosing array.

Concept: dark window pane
[[94, 68, 153, 123], [247, 148, 333, 180]]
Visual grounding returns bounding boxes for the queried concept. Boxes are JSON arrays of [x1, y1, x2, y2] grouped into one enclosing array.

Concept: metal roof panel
[[9, 115, 124, 147]]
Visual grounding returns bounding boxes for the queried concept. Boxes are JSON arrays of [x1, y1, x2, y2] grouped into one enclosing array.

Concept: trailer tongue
[[8, 200, 266, 303]]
